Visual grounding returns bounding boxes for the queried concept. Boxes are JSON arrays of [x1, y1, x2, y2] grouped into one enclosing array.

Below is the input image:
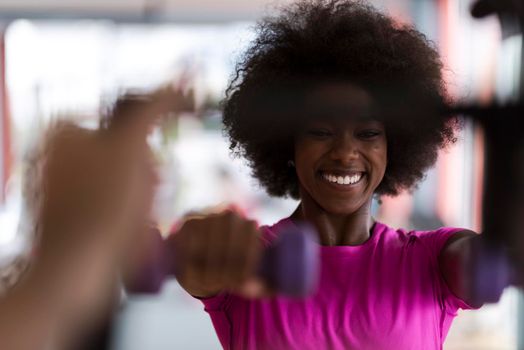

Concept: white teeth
[[322, 172, 363, 185]]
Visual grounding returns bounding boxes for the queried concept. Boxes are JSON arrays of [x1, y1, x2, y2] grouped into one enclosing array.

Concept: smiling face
[[294, 83, 387, 215]]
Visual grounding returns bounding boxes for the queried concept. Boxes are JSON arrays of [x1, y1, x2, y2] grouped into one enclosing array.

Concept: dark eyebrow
[[303, 115, 383, 128], [356, 118, 383, 126]]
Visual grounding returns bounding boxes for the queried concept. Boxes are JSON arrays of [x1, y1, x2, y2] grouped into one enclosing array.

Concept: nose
[[329, 133, 359, 164]]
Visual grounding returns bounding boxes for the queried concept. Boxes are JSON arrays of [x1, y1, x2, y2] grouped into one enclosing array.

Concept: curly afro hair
[[223, 0, 460, 199]]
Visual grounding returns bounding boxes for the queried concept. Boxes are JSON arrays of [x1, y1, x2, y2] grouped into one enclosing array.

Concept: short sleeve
[[194, 292, 232, 349], [413, 227, 479, 313], [194, 291, 231, 311], [412, 227, 462, 262]]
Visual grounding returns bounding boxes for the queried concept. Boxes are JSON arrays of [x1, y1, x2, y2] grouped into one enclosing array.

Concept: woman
[[173, 1, 480, 349]]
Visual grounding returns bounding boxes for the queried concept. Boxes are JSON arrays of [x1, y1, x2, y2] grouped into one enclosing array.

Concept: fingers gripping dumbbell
[[126, 224, 320, 297]]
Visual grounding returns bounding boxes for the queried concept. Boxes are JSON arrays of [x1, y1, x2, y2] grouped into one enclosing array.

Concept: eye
[[306, 128, 334, 138], [357, 129, 382, 139]]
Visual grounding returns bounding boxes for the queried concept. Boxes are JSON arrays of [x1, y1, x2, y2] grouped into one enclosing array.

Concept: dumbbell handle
[[126, 223, 320, 297]]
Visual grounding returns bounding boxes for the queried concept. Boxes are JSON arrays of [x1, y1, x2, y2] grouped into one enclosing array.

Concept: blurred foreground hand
[[0, 85, 193, 350]]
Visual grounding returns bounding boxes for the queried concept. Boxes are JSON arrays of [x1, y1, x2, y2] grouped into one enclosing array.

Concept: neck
[[290, 202, 375, 246]]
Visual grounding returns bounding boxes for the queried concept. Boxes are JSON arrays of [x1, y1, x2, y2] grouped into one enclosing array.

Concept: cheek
[[371, 142, 388, 176], [294, 140, 309, 166], [381, 142, 388, 166], [294, 141, 322, 179]]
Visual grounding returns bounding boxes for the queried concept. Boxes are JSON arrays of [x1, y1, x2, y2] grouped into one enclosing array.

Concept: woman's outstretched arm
[[439, 231, 483, 308]]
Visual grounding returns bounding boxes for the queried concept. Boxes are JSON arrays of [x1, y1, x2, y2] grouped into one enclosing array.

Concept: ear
[[373, 193, 383, 205]]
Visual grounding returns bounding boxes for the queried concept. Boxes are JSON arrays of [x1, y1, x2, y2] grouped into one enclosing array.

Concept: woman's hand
[[171, 208, 268, 299]]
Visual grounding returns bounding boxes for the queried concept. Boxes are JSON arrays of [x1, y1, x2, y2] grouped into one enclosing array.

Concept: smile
[[321, 172, 364, 186]]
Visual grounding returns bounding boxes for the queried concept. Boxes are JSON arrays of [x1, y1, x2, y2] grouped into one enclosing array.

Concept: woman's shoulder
[[378, 222, 468, 259], [376, 221, 465, 239], [402, 226, 468, 246]]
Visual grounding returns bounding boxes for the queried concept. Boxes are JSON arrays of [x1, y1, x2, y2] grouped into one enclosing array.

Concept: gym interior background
[[0, 0, 522, 348]]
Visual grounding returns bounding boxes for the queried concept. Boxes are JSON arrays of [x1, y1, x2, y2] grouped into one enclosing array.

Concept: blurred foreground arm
[[0, 87, 192, 350]]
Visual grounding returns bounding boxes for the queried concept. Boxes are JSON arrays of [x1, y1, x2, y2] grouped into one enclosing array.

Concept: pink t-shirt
[[199, 218, 476, 350]]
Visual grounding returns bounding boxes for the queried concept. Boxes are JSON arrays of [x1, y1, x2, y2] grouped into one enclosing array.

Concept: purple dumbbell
[[127, 223, 320, 297], [258, 223, 320, 297], [468, 238, 517, 306]]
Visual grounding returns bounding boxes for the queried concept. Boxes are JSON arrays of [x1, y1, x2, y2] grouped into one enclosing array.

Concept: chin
[[320, 201, 362, 216]]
